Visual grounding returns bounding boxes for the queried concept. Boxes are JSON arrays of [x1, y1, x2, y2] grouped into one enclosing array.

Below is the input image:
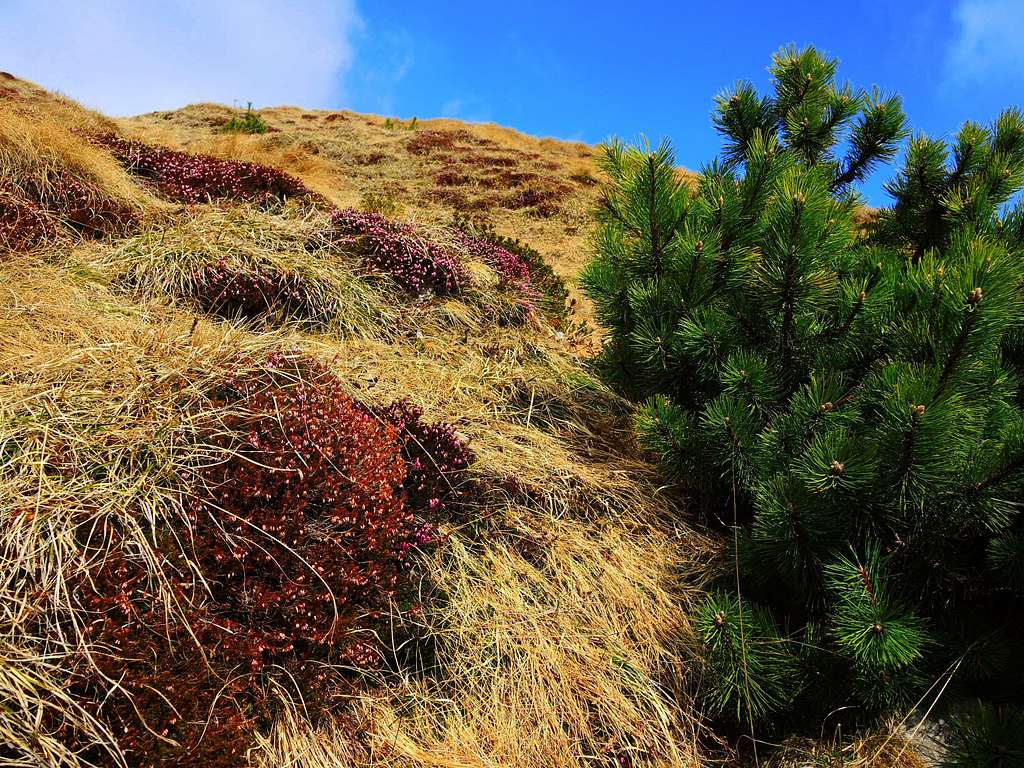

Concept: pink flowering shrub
[[329, 208, 468, 296], [100, 135, 313, 205], [454, 217, 570, 327], [455, 231, 532, 286], [454, 230, 540, 322], [1, 173, 138, 251], [380, 400, 474, 519], [187, 260, 332, 327]]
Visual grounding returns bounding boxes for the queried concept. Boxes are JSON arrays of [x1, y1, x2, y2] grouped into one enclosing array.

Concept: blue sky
[[2, 0, 1022, 204]]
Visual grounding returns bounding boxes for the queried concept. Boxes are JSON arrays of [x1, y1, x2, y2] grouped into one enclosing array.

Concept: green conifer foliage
[[583, 46, 1024, 731], [693, 591, 802, 723], [943, 703, 1024, 768]]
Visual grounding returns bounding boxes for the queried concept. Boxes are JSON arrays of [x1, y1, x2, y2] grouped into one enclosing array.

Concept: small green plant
[[384, 116, 419, 131], [223, 102, 268, 134], [694, 591, 802, 723], [360, 190, 404, 218]]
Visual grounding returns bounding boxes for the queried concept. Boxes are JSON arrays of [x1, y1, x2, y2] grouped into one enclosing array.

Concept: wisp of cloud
[[0, 0, 359, 115], [944, 0, 1024, 90]]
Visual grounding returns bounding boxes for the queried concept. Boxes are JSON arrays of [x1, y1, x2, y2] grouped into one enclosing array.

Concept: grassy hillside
[[0, 75, 717, 767], [0, 76, 926, 767], [122, 99, 613, 336]]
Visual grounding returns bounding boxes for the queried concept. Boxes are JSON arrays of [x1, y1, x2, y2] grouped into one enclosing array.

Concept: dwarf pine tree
[[583, 46, 1024, 732]]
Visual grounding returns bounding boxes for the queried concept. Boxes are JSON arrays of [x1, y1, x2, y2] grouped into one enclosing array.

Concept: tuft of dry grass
[[249, 702, 370, 767], [74, 204, 395, 337], [0, 636, 123, 767], [766, 731, 929, 768], [0, 100, 157, 249], [355, 506, 709, 768]]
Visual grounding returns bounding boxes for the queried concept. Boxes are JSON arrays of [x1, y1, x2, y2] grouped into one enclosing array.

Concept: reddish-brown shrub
[[380, 400, 474, 519], [191, 355, 415, 663], [0, 173, 138, 252], [425, 187, 471, 209], [407, 131, 455, 156], [72, 555, 265, 767], [529, 199, 561, 218], [504, 187, 556, 209], [406, 130, 476, 156], [0, 187, 56, 250], [465, 194, 503, 212], [68, 356, 442, 766], [357, 151, 388, 165], [100, 135, 314, 205], [329, 208, 468, 296], [453, 217, 569, 327], [498, 171, 541, 187], [31, 176, 139, 236], [434, 168, 473, 186], [187, 260, 332, 327], [503, 185, 567, 217], [460, 153, 518, 169]]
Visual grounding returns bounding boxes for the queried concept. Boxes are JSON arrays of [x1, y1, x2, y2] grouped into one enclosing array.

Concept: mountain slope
[[0, 76, 714, 767], [122, 101, 610, 334]]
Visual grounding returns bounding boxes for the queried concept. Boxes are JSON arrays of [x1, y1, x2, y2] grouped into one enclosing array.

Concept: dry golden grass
[[0, 76, 148, 204], [0, 82, 164, 252], [73, 204, 395, 337], [356, 507, 709, 768], [249, 702, 370, 767], [766, 731, 929, 768], [0, 110, 129, 199], [1, 239, 713, 766]]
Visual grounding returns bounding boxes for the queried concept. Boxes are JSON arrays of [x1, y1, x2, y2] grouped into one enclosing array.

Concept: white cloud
[[440, 98, 463, 118], [944, 0, 1024, 89], [0, 0, 359, 115], [439, 96, 491, 124]]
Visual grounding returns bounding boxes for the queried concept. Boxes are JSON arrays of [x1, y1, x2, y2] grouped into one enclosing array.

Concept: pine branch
[[832, 154, 871, 191], [648, 154, 663, 277], [780, 194, 806, 387], [898, 406, 925, 480], [973, 453, 1024, 492], [934, 307, 979, 399], [817, 264, 882, 342], [711, 196, 730, 293], [685, 239, 703, 301], [600, 195, 642, 239]]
